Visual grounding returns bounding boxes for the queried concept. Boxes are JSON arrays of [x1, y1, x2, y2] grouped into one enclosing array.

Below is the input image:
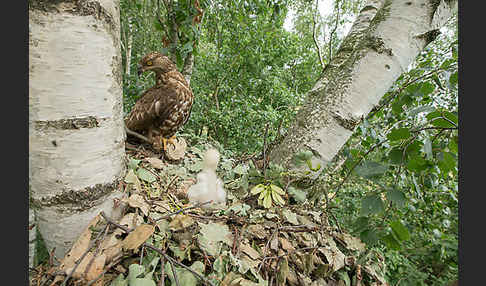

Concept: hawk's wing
[[125, 81, 190, 132], [125, 86, 160, 131]]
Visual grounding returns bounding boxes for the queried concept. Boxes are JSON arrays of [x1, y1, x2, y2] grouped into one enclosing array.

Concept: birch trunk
[[29, 0, 126, 259], [270, 0, 457, 169], [182, 52, 195, 85]]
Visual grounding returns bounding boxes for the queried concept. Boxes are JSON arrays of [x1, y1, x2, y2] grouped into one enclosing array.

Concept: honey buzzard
[[125, 52, 194, 151]]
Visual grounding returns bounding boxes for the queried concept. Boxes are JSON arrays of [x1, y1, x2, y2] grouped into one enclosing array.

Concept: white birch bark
[[29, 0, 126, 259], [29, 208, 36, 269], [270, 0, 457, 168]]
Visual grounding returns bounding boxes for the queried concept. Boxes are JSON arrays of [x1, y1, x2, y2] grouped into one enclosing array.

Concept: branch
[[327, 0, 340, 63], [154, 200, 213, 221], [144, 243, 216, 286], [312, 0, 325, 69], [125, 125, 151, 143]]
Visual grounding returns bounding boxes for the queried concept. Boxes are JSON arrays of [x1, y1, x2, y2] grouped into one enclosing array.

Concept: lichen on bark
[[31, 180, 121, 212]]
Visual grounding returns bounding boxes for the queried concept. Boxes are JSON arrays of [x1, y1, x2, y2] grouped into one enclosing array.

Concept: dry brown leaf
[[246, 224, 267, 239], [103, 240, 123, 264], [240, 244, 260, 260], [100, 233, 119, 251], [221, 272, 242, 286], [168, 214, 195, 231], [49, 275, 63, 286], [276, 257, 289, 285], [122, 225, 155, 250], [85, 253, 106, 282], [114, 212, 144, 235], [146, 157, 165, 169], [279, 237, 295, 251], [270, 233, 279, 251], [335, 232, 366, 252], [124, 194, 150, 216], [114, 264, 127, 273], [59, 214, 101, 272], [64, 251, 93, 279], [319, 246, 345, 272]]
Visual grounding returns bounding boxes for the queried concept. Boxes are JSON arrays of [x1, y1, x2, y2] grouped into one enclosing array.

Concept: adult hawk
[[125, 52, 194, 151]]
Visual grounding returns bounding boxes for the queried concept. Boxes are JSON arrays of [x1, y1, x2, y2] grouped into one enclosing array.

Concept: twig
[[329, 211, 342, 232], [327, 0, 340, 63], [61, 224, 109, 286], [232, 225, 240, 256], [165, 175, 179, 193], [278, 225, 319, 232], [100, 211, 132, 233], [158, 255, 166, 286], [257, 227, 279, 273], [262, 123, 270, 178], [144, 243, 216, 286], [367, 67, 449, 120], [168, 259, 181, 286], [85, 256, 124, 286], [261, 246, 321, 263], [48, 247, 57, 269], [312, 0, 325, 68], [154, 200, 213, 221], [83, 224, 110, 279], [327, 138, 389, 205], [125, 125, 151, 143]]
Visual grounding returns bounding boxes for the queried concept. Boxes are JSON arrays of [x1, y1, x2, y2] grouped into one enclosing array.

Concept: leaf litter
[[32, 141, 389, 286]]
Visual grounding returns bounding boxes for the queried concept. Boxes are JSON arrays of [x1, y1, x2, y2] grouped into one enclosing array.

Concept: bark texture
[[270, 0, 457, 169], [29, 0, 126, 259]]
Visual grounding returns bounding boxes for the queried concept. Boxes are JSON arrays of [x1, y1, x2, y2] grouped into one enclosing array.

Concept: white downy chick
[[187, 148, 226, 208]]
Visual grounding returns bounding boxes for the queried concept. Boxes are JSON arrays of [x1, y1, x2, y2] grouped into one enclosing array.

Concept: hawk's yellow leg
[[162, 135, 178, 151]]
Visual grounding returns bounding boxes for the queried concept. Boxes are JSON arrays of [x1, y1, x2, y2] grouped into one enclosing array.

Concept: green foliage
[[119, 1, 458, 285], [327, 15, 458, 285], [250, 183, 286, 208]]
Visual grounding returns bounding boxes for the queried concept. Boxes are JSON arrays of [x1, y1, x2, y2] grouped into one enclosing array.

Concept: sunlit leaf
[[250, 184, 266, 195], [389, 220, 410, 241], [387, 128, 411, 141]]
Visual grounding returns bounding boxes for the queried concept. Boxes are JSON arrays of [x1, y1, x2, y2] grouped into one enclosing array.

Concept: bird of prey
[[125, 52, 194, 151]]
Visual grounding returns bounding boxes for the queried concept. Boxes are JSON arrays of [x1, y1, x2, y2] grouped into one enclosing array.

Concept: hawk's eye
[[146, 61, 153, 66]]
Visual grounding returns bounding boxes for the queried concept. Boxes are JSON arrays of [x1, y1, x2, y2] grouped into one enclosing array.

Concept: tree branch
[[312, 0, 325, 69]]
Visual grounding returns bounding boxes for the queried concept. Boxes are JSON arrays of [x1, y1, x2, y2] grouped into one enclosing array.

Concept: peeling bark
[[270, 0, 457, 169], [29, 0, 126, 259]]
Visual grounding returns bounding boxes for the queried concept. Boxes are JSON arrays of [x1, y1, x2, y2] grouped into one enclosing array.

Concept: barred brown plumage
[[125, 52, 194, 151]]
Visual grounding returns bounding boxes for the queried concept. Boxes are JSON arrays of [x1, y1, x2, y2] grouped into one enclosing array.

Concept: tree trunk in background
[[270, 0, 457, 169], [29, 0, 126, 260], [182, 52, 195, 85]]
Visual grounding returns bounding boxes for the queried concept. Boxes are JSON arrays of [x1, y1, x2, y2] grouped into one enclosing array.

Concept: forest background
[[118, 0, 458, 285]]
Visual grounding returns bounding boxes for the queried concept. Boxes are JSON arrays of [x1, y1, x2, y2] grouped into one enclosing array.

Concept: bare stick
[[168, 258, 181, 286], [258, 227, 279, 273], [154, 200, 213, 221], [100, 211, 132, 233], [262, 123, 270, 178], [83, 224, 110, 279], [144, 243, 216, 286], [158, 255, 166, 286], [61, 224, 108, 286], [125, 125, 151, 143], [85, 256, 124, 286], [312, 0, 325, 68]]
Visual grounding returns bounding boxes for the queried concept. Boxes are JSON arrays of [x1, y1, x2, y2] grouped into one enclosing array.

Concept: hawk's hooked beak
[[137, 65, 143, 77]]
